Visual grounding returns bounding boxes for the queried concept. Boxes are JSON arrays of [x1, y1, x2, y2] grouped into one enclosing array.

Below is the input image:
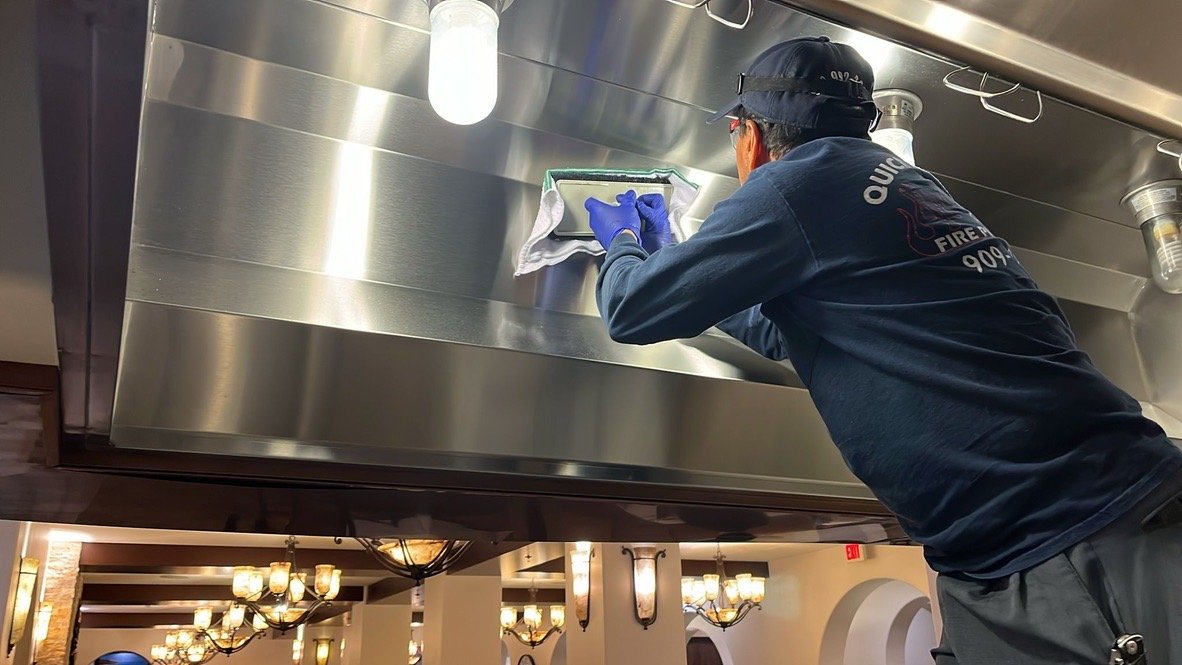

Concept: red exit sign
[[844, 544, 865, 562]]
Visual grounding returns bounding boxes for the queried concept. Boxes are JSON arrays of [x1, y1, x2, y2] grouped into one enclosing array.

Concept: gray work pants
[[933, 471, 1182, 664]]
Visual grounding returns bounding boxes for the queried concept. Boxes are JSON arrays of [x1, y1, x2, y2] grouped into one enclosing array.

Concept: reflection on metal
[[104, 0, 1182, 524]]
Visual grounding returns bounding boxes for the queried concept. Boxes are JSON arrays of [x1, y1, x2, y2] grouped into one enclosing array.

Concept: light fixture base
[[873, 88, 922, 132]]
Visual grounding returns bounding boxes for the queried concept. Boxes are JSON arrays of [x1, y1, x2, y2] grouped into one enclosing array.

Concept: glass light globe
[[428, 0, 499, 125]]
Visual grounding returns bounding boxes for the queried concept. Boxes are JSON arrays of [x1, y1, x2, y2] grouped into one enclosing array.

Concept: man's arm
[[715, 306, 790, 361], [595, 174, 816, 345]]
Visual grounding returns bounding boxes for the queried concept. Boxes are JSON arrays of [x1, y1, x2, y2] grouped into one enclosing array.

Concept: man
[[585, 37, 1182, 664]]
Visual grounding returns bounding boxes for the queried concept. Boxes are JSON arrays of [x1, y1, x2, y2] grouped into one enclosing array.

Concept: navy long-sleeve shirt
[[596, 136, 1182, 578]]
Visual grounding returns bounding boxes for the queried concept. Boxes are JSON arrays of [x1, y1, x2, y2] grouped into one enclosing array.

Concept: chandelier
[[150, 630, 214, 665], [681, 545, 766, 631], [499, 585, 564, 649], [344, 538, 471, 585], [192, 603, 269, 655], [229, 536, 342, 632]]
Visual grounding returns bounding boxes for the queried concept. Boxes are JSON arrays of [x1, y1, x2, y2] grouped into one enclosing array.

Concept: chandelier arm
[[239, 596, 329, 631], [197, 628, 262, 656]]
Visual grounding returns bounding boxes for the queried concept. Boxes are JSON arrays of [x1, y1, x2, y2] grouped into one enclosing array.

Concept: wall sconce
[[569, 542, 593, 631], [7, 557, 39, 655], [313, 638, 333, 665], [621, 546, 666, 630]]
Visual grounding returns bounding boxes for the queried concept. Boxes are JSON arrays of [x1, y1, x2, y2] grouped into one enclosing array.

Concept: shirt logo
[[863, 157, 910, 205]]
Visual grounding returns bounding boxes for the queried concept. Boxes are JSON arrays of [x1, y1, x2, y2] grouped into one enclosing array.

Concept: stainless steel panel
[[110, 0, 1182, 504], [778, 0, 1182, 141], [113, 301, 867, 499]]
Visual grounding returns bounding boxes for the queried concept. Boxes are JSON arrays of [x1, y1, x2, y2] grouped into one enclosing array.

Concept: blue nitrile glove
[[585, 190, 642, 249], [636, 193, 674, 253]]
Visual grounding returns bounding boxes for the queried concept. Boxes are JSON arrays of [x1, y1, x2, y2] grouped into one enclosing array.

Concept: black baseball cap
[[707, 36, 878, 135]]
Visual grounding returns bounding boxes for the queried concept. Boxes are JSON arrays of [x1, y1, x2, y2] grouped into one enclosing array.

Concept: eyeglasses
[[728, 117, 741, 149]]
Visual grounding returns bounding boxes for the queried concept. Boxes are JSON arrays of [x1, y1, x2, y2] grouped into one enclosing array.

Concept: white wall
[[0, 0, 57, 366]]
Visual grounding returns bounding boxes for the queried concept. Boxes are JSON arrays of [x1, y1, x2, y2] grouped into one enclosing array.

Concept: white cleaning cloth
[[514, 168, 700, 276]]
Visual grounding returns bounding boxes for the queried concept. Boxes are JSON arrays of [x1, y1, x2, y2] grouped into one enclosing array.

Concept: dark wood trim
[[79, 543, 383, 570], [501, 588, 564, 604], [680, 560, 770, 578], [80, 584, 363, 603]]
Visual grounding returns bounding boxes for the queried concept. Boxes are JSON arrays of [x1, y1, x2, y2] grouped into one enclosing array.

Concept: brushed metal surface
[[113, 301, 865, 498], [778, 0, 1182, 141], [110, 0, 1182, 507]]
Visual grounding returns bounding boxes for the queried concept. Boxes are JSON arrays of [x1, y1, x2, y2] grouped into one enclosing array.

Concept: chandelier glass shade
[[229, 537, 340, 632], [681, 546, 765, 631], [346, 538, 471, 585]]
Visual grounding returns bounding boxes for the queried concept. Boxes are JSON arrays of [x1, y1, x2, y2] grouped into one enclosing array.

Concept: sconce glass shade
[[292, 639, 303, 665], [570, 547, 592, 630], [248, 569, 266, 599], [621, 546, 666, 630], [175, 630, 194, 649], [33, 603, 53, 643], [165, 631, 179, 649], [7, 558, 39, 655], [314, 639, 333, 665], [499, 607, 517, 630], [750, 577, 766, 603]]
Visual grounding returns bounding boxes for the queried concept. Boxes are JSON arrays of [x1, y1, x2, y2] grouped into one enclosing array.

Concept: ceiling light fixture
[[681, 544, 765, 631], [423, 0, 512, 125], [1122, 180, 1182, 294], [151, 630, 215, 665], [344, 537, 471, 585], [499, 584, 564, 649], [191, 604, 268, 656], [229, 537, 341, 633], [871, 89, 922, 166], [622, 546, 666, 629], [408, 640, 422, 665]]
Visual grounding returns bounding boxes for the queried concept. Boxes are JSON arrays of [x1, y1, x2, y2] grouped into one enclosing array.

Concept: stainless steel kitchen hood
[[95, 0, 1180, 513]]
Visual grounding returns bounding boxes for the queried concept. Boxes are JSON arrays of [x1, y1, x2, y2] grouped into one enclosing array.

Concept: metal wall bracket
[[943, 66, 1043, 124]]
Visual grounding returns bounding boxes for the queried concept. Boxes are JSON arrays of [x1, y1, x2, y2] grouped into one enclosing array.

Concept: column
[[354, 601, 412, 665], [422, 572, 501, 665], [565, 543, 686, 665], [35, 539, 82, 665]]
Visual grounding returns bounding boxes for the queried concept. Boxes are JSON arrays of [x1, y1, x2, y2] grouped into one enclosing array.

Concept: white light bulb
[[428, 0, 499, 125], [871, 127, 916, 166]]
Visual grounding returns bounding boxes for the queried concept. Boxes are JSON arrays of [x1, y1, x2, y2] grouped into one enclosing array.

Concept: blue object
[[706, 36, 878, 136], [595, 136, 1182, 578], [637, 193, 675, 253], [93, 652, 150, 665], [585, 191, 642, 248]]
